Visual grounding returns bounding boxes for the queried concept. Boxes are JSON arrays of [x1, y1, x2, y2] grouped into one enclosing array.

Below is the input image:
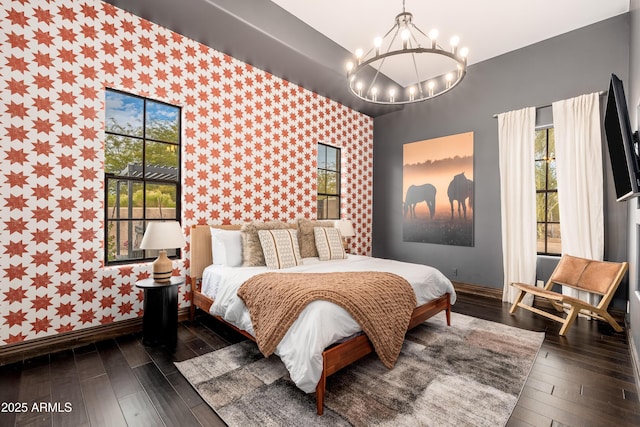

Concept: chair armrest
[[511, 282, 564, 302]]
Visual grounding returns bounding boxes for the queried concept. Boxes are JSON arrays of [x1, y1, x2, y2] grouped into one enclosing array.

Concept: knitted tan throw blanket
[[237, 271, 417, 369]]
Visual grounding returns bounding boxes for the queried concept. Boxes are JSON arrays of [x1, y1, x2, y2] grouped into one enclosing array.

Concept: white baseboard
[[627, 321, 640, 401]]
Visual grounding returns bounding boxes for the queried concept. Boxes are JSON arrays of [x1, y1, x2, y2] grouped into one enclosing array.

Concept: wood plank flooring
[[0, 293, 638, 426]]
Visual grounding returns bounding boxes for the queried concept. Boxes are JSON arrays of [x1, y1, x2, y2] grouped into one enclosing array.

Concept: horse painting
[[447, 173, 473, 219], [404, 184, 436, 219]]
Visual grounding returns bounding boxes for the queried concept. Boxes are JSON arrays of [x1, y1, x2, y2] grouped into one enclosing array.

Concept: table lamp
[[139, 221, 186, 283], [335, 219, 355, 251]]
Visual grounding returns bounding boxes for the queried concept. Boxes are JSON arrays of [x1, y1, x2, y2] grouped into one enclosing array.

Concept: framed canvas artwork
[[403, 132, 474, 246]]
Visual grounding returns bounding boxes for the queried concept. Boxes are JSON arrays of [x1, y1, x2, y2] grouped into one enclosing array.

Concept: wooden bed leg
[[189, 278, 197, 322], [445, 306, 451, 326], [316, 368, 326, 415]]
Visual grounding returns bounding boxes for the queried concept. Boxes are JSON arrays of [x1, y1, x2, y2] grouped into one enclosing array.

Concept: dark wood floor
[[1, 293, 639, 426]]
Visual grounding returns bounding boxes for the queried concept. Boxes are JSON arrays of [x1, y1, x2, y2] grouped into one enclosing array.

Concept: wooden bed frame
[[189, 224, 451, 415]]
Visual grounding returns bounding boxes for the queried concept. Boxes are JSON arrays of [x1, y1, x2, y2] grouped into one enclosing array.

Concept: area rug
[[175, 312, 544, 426]]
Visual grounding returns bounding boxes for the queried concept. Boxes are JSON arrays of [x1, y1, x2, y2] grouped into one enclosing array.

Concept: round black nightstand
[[135, 276, 184, 347]]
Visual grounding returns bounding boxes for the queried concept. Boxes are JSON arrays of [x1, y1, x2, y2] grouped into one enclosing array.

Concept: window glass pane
[[107, 180, 143, 219], [326, 146, 339, 171], [326, 196, 340, 219], [107, 219, 144, 262], [317, 144, 326, 169], [106, 91, 143, 137], [547, 159, 557, 189], [146, 101, 180, 143], [317, 195, 327, 219], [548, 192, 560, 222], [536, 223, 546, 253], [145, 141, 179, 180], [547, 128, 555, 159], [547, 223, 562, 254], [317, 170, 327, 194], [534, 130, 546, 160], [105, 135, 143, 175], [536, 193, 546, 222], [317, 195, 339, 220], [535, 160, 546, 190], [324, 171, 339, 195], [145, 183, 178, 219]]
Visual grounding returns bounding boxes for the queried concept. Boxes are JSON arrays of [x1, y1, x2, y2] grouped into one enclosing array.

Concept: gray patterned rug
[[175, 312, 544, 426]]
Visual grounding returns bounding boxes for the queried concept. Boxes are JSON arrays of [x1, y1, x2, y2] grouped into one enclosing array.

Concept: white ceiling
[[271, 0, 629, 87]]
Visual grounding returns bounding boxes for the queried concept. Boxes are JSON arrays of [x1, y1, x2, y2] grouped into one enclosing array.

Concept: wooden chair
[[509, 254, 628, 336]]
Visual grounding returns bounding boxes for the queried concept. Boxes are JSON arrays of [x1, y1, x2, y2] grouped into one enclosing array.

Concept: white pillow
[[210, 228, 243, 267], [258, 229, 302, 269], [313, 227, 346, 261]]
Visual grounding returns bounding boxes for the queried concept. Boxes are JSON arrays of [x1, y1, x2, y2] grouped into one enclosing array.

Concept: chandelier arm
[[364, 26, 402, 96], [409, 50, 425, 98], [410, 23, 433, 44]]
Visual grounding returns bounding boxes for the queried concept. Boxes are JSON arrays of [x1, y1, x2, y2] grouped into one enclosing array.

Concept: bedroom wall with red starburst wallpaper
[[0, 0, 373, 345]]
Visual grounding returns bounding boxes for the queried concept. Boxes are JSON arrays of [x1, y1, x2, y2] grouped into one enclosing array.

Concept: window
[[535, 127, 561, 255], [105, 89, 181, 264], [317, 143, 341, 219]]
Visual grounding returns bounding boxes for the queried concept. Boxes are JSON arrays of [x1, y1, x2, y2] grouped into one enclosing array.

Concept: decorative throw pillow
[[314, 227, 346, 261], [258, 229, 302, 269], [297, 218, 336, 258], [241, 221, 291, 266], [210, 228, 243, 267]]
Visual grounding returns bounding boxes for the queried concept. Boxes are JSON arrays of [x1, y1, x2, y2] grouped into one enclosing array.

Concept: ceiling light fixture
[[345, 0, 469, 105]]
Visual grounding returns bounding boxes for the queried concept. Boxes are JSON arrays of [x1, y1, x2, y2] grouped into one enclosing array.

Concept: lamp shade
[[139, 221, 186, 250], [335, 219, 355, 238]]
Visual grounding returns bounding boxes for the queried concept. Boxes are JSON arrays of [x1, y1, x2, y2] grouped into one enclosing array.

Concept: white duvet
[[202, 254, 456, 393]]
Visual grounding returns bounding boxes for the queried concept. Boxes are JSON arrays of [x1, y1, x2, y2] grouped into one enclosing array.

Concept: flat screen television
[[604, 73, 640, 201]]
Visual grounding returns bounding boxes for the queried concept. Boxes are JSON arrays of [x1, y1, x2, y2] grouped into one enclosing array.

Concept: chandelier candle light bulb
[[345, 0, 468, 105]]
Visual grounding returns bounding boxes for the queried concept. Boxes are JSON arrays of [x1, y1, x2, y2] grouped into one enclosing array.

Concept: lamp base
[[152, 250, 173, 283]]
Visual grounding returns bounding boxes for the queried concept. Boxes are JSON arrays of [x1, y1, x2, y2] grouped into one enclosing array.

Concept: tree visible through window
[[317, 143, 340, 219], [105, 89, 181, 264], [535, 127, 561, 255]]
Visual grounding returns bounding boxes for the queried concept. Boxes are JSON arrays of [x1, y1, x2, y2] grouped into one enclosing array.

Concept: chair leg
[[559, 306, 579, 336], [598, 311, 624, 333], [549, 300, 565, 312], [509, 290, 525, 314]]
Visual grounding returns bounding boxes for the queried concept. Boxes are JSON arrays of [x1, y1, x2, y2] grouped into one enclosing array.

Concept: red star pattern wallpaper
[[0, 0, 373, 345]]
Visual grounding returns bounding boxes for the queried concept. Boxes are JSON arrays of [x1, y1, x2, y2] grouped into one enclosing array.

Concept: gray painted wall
[[627, 0, 640, 372], [372, 14, 630, 307]]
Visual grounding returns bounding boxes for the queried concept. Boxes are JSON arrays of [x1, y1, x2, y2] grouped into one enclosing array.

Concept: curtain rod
[[492, 90, 607, 118]]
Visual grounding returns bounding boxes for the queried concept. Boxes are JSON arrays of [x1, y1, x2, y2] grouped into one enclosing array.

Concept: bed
[[189, 223, 456, 415]]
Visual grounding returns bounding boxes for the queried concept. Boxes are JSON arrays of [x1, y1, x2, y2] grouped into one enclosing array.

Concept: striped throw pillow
[[258, 229, 302, 269], [313, 227, 346, 261]]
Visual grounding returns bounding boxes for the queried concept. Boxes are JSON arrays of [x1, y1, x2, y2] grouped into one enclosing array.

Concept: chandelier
[[345, 1, 468, 105]]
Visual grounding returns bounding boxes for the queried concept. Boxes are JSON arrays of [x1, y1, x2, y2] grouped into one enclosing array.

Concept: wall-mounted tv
[[604, 73, 640, 202]]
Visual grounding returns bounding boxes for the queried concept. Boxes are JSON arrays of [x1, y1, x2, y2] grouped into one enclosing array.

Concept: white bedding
[[202, 254, 456, 393]]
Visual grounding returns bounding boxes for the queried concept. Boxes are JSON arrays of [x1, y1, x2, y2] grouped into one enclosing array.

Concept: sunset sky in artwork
[[403, 132, 474, 218]]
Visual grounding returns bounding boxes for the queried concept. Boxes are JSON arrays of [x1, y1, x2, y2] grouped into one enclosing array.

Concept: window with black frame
[[104, 89, 181, 264], [317, 143, 341, 219], [535, 127, 562, 255]]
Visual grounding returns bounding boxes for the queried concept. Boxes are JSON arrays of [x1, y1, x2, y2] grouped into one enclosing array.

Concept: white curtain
[[498, 107, 537, 303], [552, 93, 604, 304]]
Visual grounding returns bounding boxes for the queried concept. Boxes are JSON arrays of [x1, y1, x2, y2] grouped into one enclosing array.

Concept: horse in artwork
[[404, 184, 437, 219], [447, 172, 473, 219]]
